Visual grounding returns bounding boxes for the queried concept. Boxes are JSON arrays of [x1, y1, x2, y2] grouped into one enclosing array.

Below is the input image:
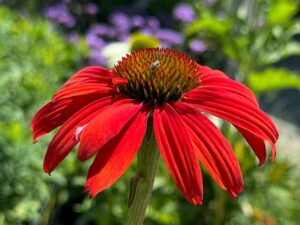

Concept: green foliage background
[[0, 0, 300, 224]]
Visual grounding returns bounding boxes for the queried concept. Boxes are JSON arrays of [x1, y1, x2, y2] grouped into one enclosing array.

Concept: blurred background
[[0, 0, 300, 224]]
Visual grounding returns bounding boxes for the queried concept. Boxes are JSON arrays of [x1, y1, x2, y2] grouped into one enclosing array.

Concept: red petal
[[43, 96, 124, 174], [196, 76, 270, 163], [52, 84, 114, 102], [195, 76, 273, 164], [235, 126, 267, 166], [183, 89, 279, 157], [78, 100, 143, 161], [32, 67, 116, 142], [154, 103, 203, 206], [198, 67, 228, 81], [84, 105, 150, 197], [174, 102, 243, 197], [63, 66, 113, 87], [32, 94, 103, 142], [52, 66, 115, 101], [200, 77, 258, 106]]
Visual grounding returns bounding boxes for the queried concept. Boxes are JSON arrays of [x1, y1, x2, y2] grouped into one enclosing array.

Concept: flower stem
[[213, 182, 227, 225], [125, 129, 160, 225]]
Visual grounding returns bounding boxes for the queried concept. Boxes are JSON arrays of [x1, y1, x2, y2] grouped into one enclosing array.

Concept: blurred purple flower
[[160, 41, 171, 48], [58, 16, 75, 28], [189, 39, 206, 53], [85, 3, 98, 15], [44, 4, 75, 28], [88, 24, 116, 38], [89, 50, 107, 66], [118, 33, 130, 42], [172, 3, 195, 23], [147, 17, 160, 31], [139, 28, 153, 36], [109, 12, 131, 33], [132, 15, 145, 28], [86, 34, 106, 49], [155, 29, 184, 46]]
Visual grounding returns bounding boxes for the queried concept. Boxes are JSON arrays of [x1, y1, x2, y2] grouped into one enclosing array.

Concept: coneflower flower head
[[32, 48, 279, 206], [112, 49, 199, 104]]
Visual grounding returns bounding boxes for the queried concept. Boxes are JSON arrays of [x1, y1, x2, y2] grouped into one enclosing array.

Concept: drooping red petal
[[193, 75, 272, 164], [84, 105, 150, 197], [63, 66, 113, 87], [153, 103, 203, 206], [194, 75, 269, 163], [174, 102, 243, 197], [52, 84, 114, 102], [31, 67, 116, 142], [183, 89, 279, 160], [52, 66, 115, 102], [43, 96, 125, 174], [235, 127, 267, 166], [32, 93, 105, 142], [199, 77, 258, 106], [78, 100, 143, 161], [198, 67, 228, 81]]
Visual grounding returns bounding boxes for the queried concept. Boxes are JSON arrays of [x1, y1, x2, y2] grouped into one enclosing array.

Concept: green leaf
[[268, 1, 298, 25], [185, 16, 231, 37], [262, 41, 300, 64], [248, 68, 300, 93]]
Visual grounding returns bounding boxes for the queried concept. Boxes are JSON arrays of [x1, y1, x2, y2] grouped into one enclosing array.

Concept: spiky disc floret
[[112, 48, 200, 104]]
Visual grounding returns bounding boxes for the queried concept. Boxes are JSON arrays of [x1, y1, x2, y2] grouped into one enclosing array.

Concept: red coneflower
[[32, 48, 278, 207]]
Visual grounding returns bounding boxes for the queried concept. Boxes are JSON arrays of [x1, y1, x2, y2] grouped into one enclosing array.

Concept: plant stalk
[[125, 129, 160, 225]]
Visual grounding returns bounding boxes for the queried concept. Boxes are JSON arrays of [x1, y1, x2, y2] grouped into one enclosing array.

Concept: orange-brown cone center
[[112, 48, 200, 104]]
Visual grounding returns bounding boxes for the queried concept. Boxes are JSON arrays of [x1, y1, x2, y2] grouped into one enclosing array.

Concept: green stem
[[246, 0, 258, 30], [39, 188, 58, 225], [125, 130, 160, 225], [213, 182, 227, 225]]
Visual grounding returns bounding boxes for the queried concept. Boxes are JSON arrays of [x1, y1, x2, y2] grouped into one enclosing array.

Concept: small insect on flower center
[[112, 48, 200, 104]]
